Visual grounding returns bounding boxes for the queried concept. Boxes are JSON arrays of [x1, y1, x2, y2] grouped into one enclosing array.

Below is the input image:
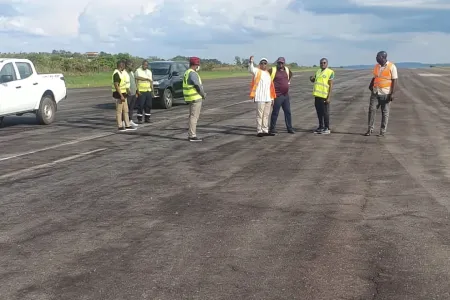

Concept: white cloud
[[0, 0, 449, 65], [350, 0, 450, 9]]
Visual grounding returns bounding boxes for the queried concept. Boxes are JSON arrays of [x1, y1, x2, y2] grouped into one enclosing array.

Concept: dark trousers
[[137, 91, 153, 121], [269, 94, 293, 132], [315, 97, 330, 129], [127, 94, 137, 121]]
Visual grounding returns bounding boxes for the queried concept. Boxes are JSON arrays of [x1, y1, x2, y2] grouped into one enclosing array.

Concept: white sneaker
[[130, 120, 138, 127]]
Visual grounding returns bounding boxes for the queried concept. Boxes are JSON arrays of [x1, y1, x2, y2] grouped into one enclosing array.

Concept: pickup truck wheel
[[161, 88, 173, 109], [36, 95, 56, 125]]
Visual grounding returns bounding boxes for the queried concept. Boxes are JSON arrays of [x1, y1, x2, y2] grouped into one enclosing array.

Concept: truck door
[[15, 61, 39, 111], [0, 62, 23, 115], [172, 63, 186, 98]]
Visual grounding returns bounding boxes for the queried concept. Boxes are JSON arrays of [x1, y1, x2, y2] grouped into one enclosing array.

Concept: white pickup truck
[[0, 58, 67, 126]]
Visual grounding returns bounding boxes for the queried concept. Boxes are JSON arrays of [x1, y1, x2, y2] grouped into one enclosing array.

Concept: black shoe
[[378, 131, 385, 137], [314, 127, 323, 134], [125, 126, 137, 131], [288, 129, 295, 134], [137, 118, 143, 124], [256, 133, 264, 137], [144, 118, 151, 123], [118, 127, 126, 132], [189, 136, 202, 142], [364, 129, 373, 136]]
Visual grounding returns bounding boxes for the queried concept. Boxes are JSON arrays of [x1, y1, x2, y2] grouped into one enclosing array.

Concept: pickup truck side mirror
[[172, 71, 179, 76], [1, 74, 13, 83]]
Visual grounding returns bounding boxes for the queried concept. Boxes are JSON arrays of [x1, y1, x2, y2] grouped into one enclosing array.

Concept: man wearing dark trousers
[[310, 58, 334, 134], [135, 60, 153, 123], [268, 57, 294, 135]]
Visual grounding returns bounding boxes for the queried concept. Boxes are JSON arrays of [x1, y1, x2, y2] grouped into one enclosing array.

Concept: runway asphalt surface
[[1, 68, 450, 299]]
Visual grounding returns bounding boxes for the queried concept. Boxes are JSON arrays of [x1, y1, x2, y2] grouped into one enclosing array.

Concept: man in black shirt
[[112, 60, 136, 131]]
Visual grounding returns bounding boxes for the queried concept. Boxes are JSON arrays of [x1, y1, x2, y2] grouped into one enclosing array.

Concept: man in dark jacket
[[268, 57, 294, 134]]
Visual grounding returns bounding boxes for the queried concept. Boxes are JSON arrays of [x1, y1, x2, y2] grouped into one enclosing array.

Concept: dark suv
[[147, 61, 189, 109]]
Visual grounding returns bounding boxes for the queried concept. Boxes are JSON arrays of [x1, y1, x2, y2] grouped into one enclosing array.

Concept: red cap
[[189, 57, 200, 65]]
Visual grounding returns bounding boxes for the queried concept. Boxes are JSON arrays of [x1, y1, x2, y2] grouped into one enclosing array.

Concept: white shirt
[[374, 61, 398, 95], [248, 62, 273, 102]]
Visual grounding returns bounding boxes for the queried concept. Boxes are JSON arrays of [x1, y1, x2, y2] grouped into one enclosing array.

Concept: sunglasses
[[260, 62, 267, 65], [320, 62, 327, 64]]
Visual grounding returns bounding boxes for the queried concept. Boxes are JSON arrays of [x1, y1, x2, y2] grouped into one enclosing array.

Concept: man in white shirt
[[135, 60, 153, 123], [248, 56, 276, 137], [365, 51, 398, 136]]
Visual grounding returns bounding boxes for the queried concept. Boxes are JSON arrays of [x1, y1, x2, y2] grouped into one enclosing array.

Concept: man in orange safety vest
[[248, 55, 276, 137], [365, 51, 398, 136]]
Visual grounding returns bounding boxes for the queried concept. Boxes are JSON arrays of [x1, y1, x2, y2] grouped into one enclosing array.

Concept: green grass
[[64, 68, 316, 89]]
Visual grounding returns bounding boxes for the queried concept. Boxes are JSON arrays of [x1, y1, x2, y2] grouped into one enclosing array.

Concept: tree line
[[0, 50, 305, 74]]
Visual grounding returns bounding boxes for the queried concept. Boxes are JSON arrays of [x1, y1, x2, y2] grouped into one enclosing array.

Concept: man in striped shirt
[[248, 56, 277, 137]]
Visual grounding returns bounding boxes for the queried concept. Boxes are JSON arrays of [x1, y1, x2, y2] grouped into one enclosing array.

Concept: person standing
[[364, 51, 398, 137], [112, 60, 136, 132], [183, 57, 206, 142], [248, 56, 276, 137], [125, 60, 138, 128], [135, 60, 153, 123], [268, 57, 294, 134], [309, 58, 334, 134]]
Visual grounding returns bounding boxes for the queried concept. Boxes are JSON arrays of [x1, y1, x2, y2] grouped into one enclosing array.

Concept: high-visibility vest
[[111, 69, 127, 94], [270, 66, 290, 81], [312, 68, 334, 98], [136, 67, 152, 92], [373, 62, 393, 89], [183, 69, 203, 102], [123, 70, 130, 89], [250, 69, 276, 99]]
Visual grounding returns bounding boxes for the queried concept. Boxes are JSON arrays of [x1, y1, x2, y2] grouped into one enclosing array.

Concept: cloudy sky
[[0, 0, 449, 65]]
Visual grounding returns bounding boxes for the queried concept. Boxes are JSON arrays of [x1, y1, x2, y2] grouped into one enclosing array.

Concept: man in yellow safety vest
[[309, 58, 334, 134], [135, 60, 153, 123], [183, 57, 206, 142], [112, 60, 136, 132]]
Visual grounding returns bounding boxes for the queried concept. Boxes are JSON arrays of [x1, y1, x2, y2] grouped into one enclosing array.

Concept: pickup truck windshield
[[149, 63, 170, 75]]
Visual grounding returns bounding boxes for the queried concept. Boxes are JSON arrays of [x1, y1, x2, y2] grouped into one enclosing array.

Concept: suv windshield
[[149, 63, 170, 75]]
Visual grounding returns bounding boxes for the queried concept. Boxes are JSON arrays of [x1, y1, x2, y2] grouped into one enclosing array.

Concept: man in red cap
[[268, 57, 294, 134], [183, 57, 206, 141]]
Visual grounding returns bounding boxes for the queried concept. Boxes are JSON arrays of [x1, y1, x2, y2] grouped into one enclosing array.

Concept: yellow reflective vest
[[111, 69, 127, 94], [313, 68, 334, 98], [135, 67, 152, 92], [183, 69, 203, 102], [270, 66, 290, 81]]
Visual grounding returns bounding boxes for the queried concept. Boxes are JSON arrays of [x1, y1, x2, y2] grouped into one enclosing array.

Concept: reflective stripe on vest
[[111, 69, 127, 93], [183, 69, 203, 102], [270, 66, 290, 81], [312, 68, 333, 98], [250, 69, 276, 99], [136, 67, 152, 92], [373, 62, 392, 89], [123, 70, 130, 89]]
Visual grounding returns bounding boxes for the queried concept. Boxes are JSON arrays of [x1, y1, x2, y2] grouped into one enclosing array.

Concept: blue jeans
[[269, 94, 293, 132]]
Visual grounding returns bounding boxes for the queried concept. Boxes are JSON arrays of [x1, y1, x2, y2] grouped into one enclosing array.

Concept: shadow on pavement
[[0, 116, 39, 128]]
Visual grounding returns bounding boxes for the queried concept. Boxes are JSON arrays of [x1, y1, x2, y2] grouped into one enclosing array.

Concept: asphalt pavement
[[1, 68, 450, 300]]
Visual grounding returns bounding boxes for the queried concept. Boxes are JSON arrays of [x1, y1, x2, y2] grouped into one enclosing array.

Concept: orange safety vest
[[250, 69, 276, 99], [373, 62, 393, 89]]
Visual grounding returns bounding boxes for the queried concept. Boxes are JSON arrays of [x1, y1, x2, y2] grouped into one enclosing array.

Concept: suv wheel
[[161, 88, 173, 109]]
